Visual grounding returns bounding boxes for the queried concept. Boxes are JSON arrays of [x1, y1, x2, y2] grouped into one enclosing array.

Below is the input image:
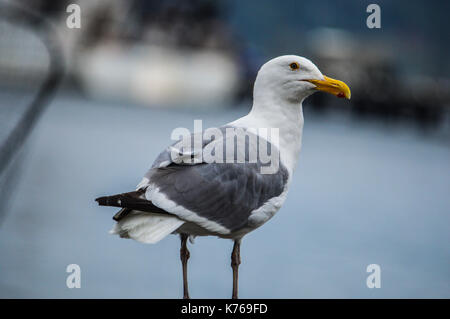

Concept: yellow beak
[[307, 75, 351, 99]]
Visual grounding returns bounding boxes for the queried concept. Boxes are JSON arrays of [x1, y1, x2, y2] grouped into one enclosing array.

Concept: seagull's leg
[[180, 233, 190, 299], [231, 239, 242, 299]]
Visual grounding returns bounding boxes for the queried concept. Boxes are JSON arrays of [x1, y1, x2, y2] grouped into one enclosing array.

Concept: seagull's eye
[[289, 62, 300, 70]]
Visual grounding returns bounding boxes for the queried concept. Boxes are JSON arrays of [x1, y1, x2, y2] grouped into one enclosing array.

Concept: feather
[[110, 212, 184, 244]]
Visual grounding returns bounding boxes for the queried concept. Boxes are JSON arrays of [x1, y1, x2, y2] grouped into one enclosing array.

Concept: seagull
[[95, 55, 350, 299]]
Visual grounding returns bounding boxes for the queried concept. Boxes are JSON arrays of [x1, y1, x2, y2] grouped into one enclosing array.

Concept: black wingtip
[[94, 191, 173, 216], [95, 196, 109, 206]]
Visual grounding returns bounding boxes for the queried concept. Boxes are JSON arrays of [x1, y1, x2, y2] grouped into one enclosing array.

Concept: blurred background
[[0, 0, 449, 298]]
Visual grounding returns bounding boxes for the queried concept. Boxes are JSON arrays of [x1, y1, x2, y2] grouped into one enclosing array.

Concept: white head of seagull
[[253, 55, 350, 105]]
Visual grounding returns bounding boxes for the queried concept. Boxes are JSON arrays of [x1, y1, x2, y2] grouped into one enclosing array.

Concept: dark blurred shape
[[0, 1, 64, 224], [306, 28, 450, 129]]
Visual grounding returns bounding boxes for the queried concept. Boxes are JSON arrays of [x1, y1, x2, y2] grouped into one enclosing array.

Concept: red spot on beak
[[337, 92, 345, 98]]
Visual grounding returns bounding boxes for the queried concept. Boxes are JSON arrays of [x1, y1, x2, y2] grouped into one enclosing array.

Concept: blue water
[[0, 93, 449, 298]]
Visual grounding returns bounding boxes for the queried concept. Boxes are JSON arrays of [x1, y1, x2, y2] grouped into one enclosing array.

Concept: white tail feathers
[[110, 212, 184, 244]]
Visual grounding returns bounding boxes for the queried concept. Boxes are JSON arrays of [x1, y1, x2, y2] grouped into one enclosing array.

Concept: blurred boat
[[76, 44, 240, 107]]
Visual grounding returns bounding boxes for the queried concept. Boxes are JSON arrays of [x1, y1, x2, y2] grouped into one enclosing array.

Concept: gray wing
[[140, 126, 289, 233]]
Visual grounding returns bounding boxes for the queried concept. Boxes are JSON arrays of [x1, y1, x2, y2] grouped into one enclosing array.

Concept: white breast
[[229, 102, 304, 177]]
